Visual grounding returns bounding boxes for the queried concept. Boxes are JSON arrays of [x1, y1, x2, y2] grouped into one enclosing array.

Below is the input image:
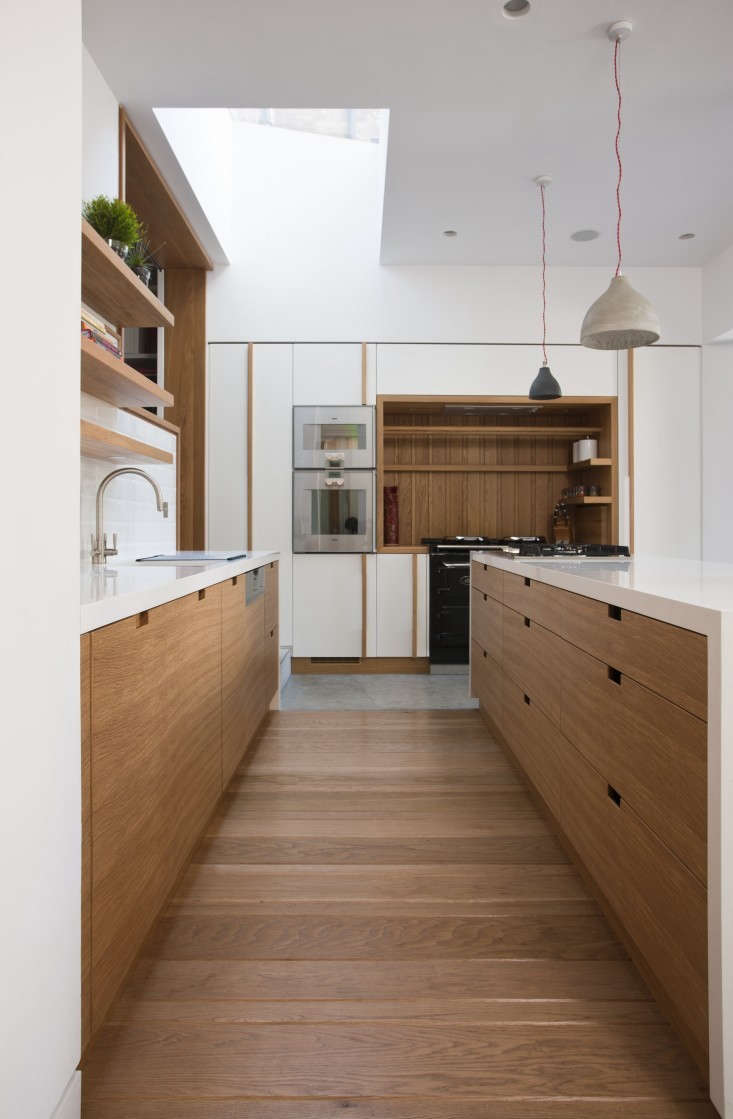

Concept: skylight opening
[[230, 108, 382, 143]]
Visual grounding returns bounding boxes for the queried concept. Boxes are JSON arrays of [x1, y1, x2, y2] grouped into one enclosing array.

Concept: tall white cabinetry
[[376, 554, 428, 657], [207, 343, 247, 550], [292, 554, 364, 657], [293, 343, 376, 406]]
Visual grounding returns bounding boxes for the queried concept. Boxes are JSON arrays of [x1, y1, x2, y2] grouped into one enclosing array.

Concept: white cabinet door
[[292, 554, 363, 657], [252, 344, 294, 645], [206, 343, 247, 551], [633, 347, 701, 560], [375, 553, 428, 658], [293, 344, 363, 406], [376, 344, 617, 397]]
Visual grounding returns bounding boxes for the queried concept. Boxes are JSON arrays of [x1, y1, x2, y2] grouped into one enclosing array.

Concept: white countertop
[[471, 551, 733, 633], [80, 551, 279, 634]]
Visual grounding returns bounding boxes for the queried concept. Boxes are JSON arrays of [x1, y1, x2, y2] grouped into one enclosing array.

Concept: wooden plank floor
[[82, 709, 715, 1118]]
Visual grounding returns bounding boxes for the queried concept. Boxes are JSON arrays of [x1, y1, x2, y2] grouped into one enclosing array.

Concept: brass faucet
[[92, 468, 169, 565]]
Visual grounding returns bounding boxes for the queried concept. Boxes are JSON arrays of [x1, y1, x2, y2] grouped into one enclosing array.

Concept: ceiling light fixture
[[503, 0, 531, 17], [679, 232, 695, 240], [571, 229, 600, 242], [443, 229, 457, 237], [580, 21, 660, 350], [529, 175, 562, 401]]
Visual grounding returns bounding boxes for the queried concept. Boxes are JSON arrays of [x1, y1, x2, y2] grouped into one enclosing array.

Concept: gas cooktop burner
[[513, 542, 631, 558]]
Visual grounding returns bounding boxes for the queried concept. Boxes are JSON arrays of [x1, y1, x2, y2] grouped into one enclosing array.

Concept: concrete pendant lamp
[[529, 175, 562, 400], [580, 21, 660, 350]]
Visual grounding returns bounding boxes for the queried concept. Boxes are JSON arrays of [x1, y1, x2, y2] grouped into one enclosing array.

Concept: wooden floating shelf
[[81, 336, 174, 410], [81, 221, 175, 329], [568, 458, 613, 470], [564, 495, 613, 505], [377, 545, 429, 554], [385, 464, 568, 473], [81, 420, 174, 465], [384, 426, 603, 437]]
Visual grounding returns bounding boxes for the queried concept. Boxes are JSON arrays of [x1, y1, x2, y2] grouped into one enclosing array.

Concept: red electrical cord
[[613, 36, 623, 277], [540, 181, 548, 365]]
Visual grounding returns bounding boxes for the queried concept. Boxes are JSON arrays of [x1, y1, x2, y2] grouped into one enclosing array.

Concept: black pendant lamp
[[529, 175, 562, 400]]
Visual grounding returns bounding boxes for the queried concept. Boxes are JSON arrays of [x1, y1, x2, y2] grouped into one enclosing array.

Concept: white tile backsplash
[[81, 392, 177, 563]]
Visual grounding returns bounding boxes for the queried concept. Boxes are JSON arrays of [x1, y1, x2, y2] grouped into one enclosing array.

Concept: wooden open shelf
[[377, 396, 618, 549], [568, 458, 613, 470], [81, 221, 175, 329], [564, 495, 613, 506], [81, 336, 174, 410], [387, 464, 568, 473], [384, 425, 602, 438], [81, 420, 174, 465]]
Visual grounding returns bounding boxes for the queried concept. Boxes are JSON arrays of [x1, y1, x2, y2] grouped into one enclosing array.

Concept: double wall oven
[[293, 406, 375, 553]]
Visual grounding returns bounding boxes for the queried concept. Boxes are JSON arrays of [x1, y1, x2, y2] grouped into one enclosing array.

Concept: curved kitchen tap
[[91, 468, 169, 565]]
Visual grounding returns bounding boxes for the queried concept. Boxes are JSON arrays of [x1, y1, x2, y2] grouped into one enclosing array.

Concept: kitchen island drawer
[[502, 569, 536, 615], [532, 581, 707, 719], [472, 559, 504, 601], [471, 639, 502, 730], [559, 640, 707, 883], [471, 586, 502, 660], [502, 606, 564, 726], [501, 672, 708, 1073]]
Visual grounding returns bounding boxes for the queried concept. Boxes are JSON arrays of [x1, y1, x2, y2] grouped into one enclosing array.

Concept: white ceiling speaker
[[580, 20, 661, 350]]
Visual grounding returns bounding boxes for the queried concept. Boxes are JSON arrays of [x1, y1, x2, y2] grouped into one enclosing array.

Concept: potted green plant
[[82, 195, 143, 259], [126, 238, 158, 287]]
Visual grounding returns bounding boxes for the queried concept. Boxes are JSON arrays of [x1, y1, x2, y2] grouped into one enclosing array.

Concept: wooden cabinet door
[[292, 554, 363, 657], [222, 575, 266, 787], [265, 560, 279, 633], [89, 586, 221, 1034], [80, 634, 91, 1051]]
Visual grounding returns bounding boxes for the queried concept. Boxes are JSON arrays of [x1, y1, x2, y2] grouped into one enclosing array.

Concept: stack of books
[[81, 303, 120, 357]]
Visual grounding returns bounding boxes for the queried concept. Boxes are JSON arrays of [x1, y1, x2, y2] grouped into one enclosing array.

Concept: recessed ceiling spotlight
[[443, 229, 458, 237], [503, 0, 531, 17], [679, 232, 696, 240], [571, 229, 601, 242]]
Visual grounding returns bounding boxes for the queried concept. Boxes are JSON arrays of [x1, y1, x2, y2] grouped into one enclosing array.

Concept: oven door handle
[[439, 561, 470, 569]]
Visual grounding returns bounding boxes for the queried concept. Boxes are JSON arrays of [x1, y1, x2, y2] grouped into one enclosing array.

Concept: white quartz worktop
[[471, 551, 733, 631], [80, 551, 279, 634]]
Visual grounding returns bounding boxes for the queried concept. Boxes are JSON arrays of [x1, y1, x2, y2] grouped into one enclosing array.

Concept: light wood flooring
[[82, 709, 716, 1117]]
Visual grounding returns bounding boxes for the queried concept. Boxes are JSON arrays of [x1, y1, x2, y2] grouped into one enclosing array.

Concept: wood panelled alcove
[[377, 396, 618, 550]]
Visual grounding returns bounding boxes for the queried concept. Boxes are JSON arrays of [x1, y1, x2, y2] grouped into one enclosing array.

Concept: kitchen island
[[470, 552, 732, 1117], [80, 551, 280, 1049]]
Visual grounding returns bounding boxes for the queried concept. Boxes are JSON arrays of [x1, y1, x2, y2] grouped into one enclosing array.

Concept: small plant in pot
[[126, 238, 158, 286], [82, 195, 143, 259]]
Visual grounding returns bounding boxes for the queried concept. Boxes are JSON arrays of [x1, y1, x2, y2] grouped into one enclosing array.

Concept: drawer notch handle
[[608, 604, 622, 621], [524, 616, 531, 628], [137, 610, 149, 628], [523, 693, 531, 706], [523, 577, 531, 587], [198, 588, 206, 601], [608, 665, 622, 685], [607, 784, 622, 807]]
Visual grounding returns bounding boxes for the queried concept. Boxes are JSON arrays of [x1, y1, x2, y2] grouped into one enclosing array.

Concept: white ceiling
[[82, 0, 733, 266]]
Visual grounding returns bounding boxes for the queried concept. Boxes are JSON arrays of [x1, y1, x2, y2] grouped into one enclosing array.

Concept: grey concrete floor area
[[280, 672, 480, 711]]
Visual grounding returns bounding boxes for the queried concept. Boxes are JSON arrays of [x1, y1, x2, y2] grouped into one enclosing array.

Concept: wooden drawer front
[[502, 673, 708, 1071], [471, 587, 502, 661], [532, 581, 707, 719], [90, 587, 222, 1033], [472, 559, 504, 601], [264, 622, 280, 708], [471, 640, 502, 731], [502, 606, 564, 726], [559, 640, 707, 884], [502, 570, 536, 615], [264, 560, 279, 633]]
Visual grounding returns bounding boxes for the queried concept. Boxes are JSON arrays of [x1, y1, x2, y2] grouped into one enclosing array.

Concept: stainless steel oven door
[[293, 406, 375, 469], [293, 471, 374, 553]]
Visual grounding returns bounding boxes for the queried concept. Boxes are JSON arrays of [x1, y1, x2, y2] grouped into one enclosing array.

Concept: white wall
[[0, 2, 82, 1118], [154, 107, 233, 259], [207, 122, 702, 346], [82, 44, 118, 199], [702, 343, 733, 561], [703, 241, 733, 343]]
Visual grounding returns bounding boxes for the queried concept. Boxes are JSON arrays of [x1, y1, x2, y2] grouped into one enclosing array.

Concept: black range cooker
[[424, 536, 543, 665]]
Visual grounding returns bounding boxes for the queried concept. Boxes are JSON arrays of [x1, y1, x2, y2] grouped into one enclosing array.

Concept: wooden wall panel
[[164, 269, 206, 549]]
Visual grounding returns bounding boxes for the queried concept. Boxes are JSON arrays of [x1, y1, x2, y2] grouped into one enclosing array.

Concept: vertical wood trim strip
[[627, 350, 635, 554], [118, 107, 127, 201], [376, 395, 384, 550], [247, 343, 253, 551], [361, 342, 367, 406], [361, 553, 368, 658], [175, 431, 181, 550], [411, 552, 418, 658]]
